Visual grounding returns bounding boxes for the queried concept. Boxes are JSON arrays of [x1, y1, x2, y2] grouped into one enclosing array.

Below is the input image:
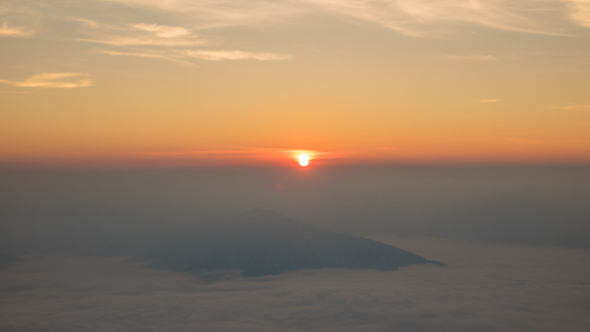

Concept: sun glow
[[297, 153, 310, 167]]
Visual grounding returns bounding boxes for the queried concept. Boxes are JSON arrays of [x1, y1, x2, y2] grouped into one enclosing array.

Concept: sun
[[297, 153, 310, 167]]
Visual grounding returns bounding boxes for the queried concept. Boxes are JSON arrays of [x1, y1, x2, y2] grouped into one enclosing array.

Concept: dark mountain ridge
[[143, 209, 441, 276], [1, 207, 440, 276]]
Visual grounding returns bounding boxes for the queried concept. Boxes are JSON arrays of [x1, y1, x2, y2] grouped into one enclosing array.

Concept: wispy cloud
[[551, 103, 590, 111], [562, 0, 590, 29], [186, 50, 292, 61], [94, 49, 197, 66], [101, 0, 585, 37], [81, 37, 202, 46], [77, 21, 204, 47], [479, 99, 501, 103], [5, 0, 590, 43], [0, 73, 92, 88], [101, 0, 305, 28], [96, 48, 291, 65], [78, 19, 291, 65], [447, 54, 499, 61], [0, 22, 34, 37], [310, 0, 590, 35], [130, 23, 190, 38]]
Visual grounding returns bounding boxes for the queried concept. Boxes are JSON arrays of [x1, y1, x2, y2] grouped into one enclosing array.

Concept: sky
[[1, 0, 590, 166]]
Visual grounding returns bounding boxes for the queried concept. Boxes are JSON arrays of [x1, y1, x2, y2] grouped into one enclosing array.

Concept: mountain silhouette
[[143, 209, 441, 276]]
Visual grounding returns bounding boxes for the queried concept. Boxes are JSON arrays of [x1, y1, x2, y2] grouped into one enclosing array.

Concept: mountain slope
[[145, 209, 440, 276]]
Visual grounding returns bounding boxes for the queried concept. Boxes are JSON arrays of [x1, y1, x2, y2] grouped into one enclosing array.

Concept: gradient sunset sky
[[1, 0, 590, 167]]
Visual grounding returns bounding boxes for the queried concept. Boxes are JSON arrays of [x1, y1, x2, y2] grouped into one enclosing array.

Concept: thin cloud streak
[[325, 0, 571, 36], [102, 0, 590, 36], [130, 23, 190, 38], [78, 19, 291, 65], [563, 0, 590, 28], [101, 0, 307, 28], [4, 0, 590, 42], [0, 22, 34, 37], [79, 37, 203, 47], [76, 20, 205, 47], [0, 73, 92, 88], [186, 50, 292, 61], [93, 49, 197, 66], [96, 48, 292, 65], [479, 99, 501, 103]]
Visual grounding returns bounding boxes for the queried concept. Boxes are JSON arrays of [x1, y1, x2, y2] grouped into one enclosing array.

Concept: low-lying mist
[[1, 165, 589, 252], [2, 237, 589, 332]]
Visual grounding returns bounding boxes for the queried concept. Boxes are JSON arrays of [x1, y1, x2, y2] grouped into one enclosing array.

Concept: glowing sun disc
[[298, 153, 310, 167]]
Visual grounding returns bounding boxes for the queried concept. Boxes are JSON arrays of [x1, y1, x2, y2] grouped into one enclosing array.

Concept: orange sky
[[1, 0, 590, 167]]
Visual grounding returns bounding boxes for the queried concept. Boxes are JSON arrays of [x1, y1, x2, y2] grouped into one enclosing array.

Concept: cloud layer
[[186, 50, 292, 61], [101, 0, 590, 36], [2, 0, 590, 73], [76, 20, 205, 47], [564, 0, 590, 28], [73, 19, 292, 65], [1, 237, 589, 331], [0, 22, 34, 37], [0, 73, 92, 88]]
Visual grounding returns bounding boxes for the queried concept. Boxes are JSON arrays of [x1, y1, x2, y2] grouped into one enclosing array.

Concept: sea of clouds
[[2, 236, 589, 332]]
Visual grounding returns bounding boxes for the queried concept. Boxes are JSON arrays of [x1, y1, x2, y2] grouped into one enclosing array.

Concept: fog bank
[[1, 237, 589, 331], [1, 166, 589, 252]]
